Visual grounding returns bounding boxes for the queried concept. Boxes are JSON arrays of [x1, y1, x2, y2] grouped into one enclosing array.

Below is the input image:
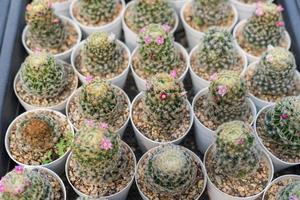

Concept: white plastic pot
[[13, 62, 78, 112], [69, 0, 125, 38], [192, 88, 257, 154], [135, 145, 207, 200], [52, 0, 71, 17], [168, 0, 185, 16], [254, 105, 300, 172], [233, 20, 291, 64], [189, 44, 248, 93], [181, 0, 238, 49], [204, 144, 274, 200], [71, 39, 130, 88], [130, 92, 194, 152], [22, 15, 82, 62], [5, 109, 74, 175], [131, 42, 188, 92], [122, 1, 179, 51], [66, 85, 131, 137], [262, 174, 300, 200], [65, 142, 136, 200]]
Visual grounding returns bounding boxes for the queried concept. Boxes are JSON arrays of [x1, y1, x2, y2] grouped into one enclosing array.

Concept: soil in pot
[[264, 177, 300, 200]]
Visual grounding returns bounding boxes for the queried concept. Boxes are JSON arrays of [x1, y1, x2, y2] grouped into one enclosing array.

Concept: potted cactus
[[263, 175, 300, 200], [131, 24, 188, 91], [131, 73, 193, 151], [5, 109, 74, 173], [22, 0, 81, 61], [0, 166, 67, 200], [243, 47, 300, 110], [204, 121, 273, 200], [66, 78, 130, 136], [254, 97, 300, 172], [71, 32, 130, 88], [69, 0, 125, 37], [14, 53, 78, 111], [66, 124, 136, 199], [181, 0, 238, 48], [122, 0, 178, 50], [233, 2, 291, 63], [189, 27, 247, 92], [136, 144, 207, 200], [192, 70, 256, 154]]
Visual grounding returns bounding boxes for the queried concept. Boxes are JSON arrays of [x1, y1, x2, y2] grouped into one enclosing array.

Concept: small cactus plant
[[0, 166, 54, 199], [82, 32, 124, 76], [137, 24, 180, 74], [278, 181, 300, 200], [213, 121, 261, 177], [25, 0, 67, 48], [20, 53, 68, 98], [204, 70, 250, 126], [145, 145, 197, 195]]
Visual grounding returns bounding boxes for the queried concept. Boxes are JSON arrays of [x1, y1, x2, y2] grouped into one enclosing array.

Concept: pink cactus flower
[[85, 119, 94, 127], [266, 55, 273, 62], [33, 47, 42, 53], [26, 5, 32, 11], [289, 195, 299, 200], [52, 18, 60, 24], [217, 85, 228, 97], [209, 73, 218, 81], [170, 70, 177, 78], [15, 166, 24, 174], [15, 187, 24, 194], [0, 182, 4, 193], [85, 75, 94, 83], [236, 138, 245, 145], [48, 2, 52, 8], [162, 24, 171, 32], [100, 138, 112, 150], [281, 113, 289, 119], [139, 27, 146, 33], [276, 21, 285, 27], [144, 36, 152, 44], [277, 5, 284, 12], [156, 36, 165, 45], [159, 92, 168, 100], [255, 7, 264, 16], [100, 122, 109, 129]]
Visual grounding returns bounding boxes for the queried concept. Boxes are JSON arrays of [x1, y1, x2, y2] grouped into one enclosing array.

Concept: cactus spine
[[278, 181, 300, 200]]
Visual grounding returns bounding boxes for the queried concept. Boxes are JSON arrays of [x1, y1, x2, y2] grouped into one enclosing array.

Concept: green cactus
[[214, 121, 261, 177], [82, 32, 124, 76], [128, 0, 175, 32], [78, 0, 117, 24], [20, 53, 68, 98], [204, 70, 250, 126], [25, 0, 67, 48], [197, 27, 239, 74], [144, 73, 186, 131], [264, 97, 300, 152], [243, 2, 285, 49], [145, 145, 197, 195], [278, 181, 300, 200], [0, 166, 54, 200], [137, 24, 180, 74], [252, 47, 297, 96]]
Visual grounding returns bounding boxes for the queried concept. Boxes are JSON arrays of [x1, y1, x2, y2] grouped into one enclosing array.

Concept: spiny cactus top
[[0, 166, 53, 200], [213, 121, 261, 177], [145, 145, 197, 195], [82, 32, 124, 76], [197, 27, 239, 74], [252, 47, 297, 96], [243, 2, 285, 49], [20, 53, 68, 98], [128, 0, 176, 33], [145, 73, 186, 131], [26, 0, 66, 48], [137, 24, 180, 74], [278, 181, 300, 200], [264, 97, 300, 151], [204, 70, 250, 125]]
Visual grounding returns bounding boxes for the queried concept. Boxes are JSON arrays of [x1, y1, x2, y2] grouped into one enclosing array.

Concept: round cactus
[[20, 53, 68, 98], [0, 166, 54, 199], [278, 181, 300, 200], [145, 145, 197, 195], [214, 121, 261, 177], [137, 24, 180, 74]]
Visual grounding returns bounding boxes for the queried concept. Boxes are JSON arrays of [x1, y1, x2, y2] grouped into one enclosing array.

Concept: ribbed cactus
[[192, 0, 231, 28], [204, 70, 250, 126], [0, 166, 54, 199], [25, 0, 66, 48], [72, 125, 123, 183], [20, 53, 68, 98], [137, 24, 180, 74], [214, 121, 261, 177], [264, 97, 300, 152], [82, 32, 124, 76], [252, 47, 296, 96], [145, 145, 197, 195], [144, 73, 186, 131], [278, 181, 300, 200], [79, 79, 120, 123], [78, 0, 117, 23], [243, 2, 285, 49], [197, 27, 239, 74], [129, 0, 175, 32]]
